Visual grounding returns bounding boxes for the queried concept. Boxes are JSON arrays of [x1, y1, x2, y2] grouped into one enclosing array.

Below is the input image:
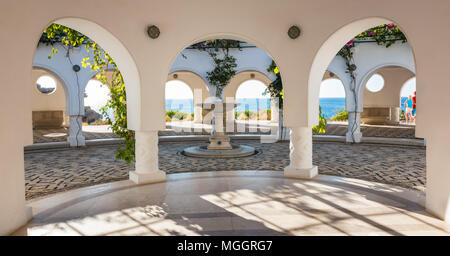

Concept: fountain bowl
[[182, 144, 256, 158]]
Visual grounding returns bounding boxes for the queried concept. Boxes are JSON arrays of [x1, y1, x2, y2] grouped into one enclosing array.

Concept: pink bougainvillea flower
[[369, 31, 374, 36], [387, 23, 394, 29], [346, 40, 354, 47]]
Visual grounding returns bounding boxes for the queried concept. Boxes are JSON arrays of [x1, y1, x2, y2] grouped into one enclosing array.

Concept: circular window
[[365, 74, 385, 92], [36, 75, 57, 94]]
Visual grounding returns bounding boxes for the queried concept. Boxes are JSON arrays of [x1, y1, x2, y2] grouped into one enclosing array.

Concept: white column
[[193, 88, 203, 123], [129, 131, 166, 184], [346, 112, 362, 143], [270, 97, 279, 123], [68, 115, 85, 147], [284, 127, 318, 179], [391, 107, 400, 122]]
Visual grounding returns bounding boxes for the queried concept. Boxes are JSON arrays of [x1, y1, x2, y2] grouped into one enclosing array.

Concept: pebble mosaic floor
[[24, 140, 426, 200]]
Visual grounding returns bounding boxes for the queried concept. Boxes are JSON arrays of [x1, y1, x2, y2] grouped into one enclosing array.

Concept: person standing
[[412, 91, 417, 123], [404, 95, 413, 123]]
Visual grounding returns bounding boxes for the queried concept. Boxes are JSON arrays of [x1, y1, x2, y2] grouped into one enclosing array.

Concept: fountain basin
[[182, 144, 256, 158]]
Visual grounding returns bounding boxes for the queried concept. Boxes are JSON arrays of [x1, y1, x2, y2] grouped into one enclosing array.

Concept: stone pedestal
[[129, 131, 166, 184], [270, 97, 280, 123], [68, 115, 85, 147], [284, 127, 318, 179], [199, 100, 238, 150], [385, 107, 400, 125], [208, 135, 232, 150], [346, 112, 362, 143], [184, 100, 255, 158]]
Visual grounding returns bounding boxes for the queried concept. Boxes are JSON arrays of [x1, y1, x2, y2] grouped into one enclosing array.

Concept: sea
[[166, 97, 411, 120]]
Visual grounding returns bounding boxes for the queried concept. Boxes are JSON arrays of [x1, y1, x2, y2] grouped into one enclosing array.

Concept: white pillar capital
[[284, 126, 318, 179], [129, 130, 166, 184]]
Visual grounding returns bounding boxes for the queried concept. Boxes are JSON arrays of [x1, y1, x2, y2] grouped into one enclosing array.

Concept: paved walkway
[[32, 122, 417, 143], [33, 126, 118, 143], [24, 140, 426, 200], [322, 122, 416, 138]]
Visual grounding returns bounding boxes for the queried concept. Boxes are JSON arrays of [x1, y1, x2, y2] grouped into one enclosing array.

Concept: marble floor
[[14, 171, 449, 236]]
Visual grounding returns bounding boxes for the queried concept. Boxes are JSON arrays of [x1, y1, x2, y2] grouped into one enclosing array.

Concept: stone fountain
[[182, 99, 256, 158]]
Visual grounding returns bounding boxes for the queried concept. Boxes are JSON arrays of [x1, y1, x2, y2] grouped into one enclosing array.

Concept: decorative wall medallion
[[173, 74, 178, 79], [147, 25, 160, 39], [72, 65, 81, 72], [288, 25, 301, 39], [250, 73, 255, 79]]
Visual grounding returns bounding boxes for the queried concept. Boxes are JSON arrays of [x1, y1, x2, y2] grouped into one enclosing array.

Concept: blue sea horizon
[[166, 97, 410, 120]]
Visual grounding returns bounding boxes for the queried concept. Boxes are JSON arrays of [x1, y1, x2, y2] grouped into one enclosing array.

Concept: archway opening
[[400, 77, 416, 124], [309, 20, 424, 194], [26, 19, 136, 202], [31, 69, 69, 143], [319, 77, 346, 121], [361, 66, 415, 128], [165, 80, 194, 122], [235, 80, 271, 121], [167, 38, 278, 135], [83, 79, 111, 125]]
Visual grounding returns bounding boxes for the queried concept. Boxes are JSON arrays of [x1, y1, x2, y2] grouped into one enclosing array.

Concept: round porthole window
[[365, 74, 385, 93], [36, 75, 57, 94]]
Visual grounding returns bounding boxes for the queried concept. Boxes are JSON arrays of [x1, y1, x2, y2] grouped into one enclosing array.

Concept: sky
[[400, 77, 416, 97], [319, 79, 345, 98], [165, 80, 193, 99], [37, 75, 56, 89], [165, 79, 270, 99], [84, 80, 111, 112], [365, 74, 385, 92], [235, 80, 270, 99]]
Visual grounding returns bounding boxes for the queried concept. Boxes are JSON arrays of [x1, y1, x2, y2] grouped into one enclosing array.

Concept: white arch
[[400, 76, 416, 98], [32, 65, 72, 114], [54, 17, 141, 130], [309, 17, 393, 126], [168, 37, 277, 91], [357, 63, 415, 111]]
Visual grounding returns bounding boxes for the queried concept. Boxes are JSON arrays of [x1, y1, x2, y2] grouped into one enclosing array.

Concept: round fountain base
[[182, 144, 256, 158]]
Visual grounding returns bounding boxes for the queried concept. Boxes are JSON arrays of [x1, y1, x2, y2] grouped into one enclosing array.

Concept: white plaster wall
[[31, 69, 66, 112], [354, 42, 415, 111], [166, 71, 210, 122], [33, 44, 100, 116], [325, 42, 415, 112], [363, 67, 415, 108]]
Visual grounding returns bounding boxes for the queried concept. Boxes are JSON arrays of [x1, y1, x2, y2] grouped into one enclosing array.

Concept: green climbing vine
[[337, 23, 407, 142], [192, 40, 239, 98], [264, 60, 327, 134], [40, 24, 135, 163]]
